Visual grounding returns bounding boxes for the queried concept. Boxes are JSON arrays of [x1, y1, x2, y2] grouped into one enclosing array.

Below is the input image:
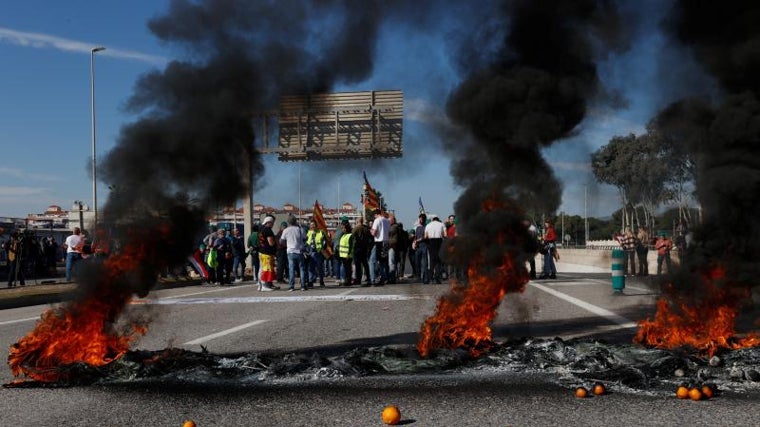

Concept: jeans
[[287, 252, 307, 290], [233, 256, 246, 280], [416, 242, 429, 283], [65, 252, 82, 282], [369, 242, 389, 283], [309, 252, 325, 285], [624, 250, 636, 275], [657, 253, 671, 275], [542, 250, 556, 276]]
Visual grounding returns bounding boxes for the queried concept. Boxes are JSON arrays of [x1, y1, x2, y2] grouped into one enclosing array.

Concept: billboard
[[255, 90, 403, 161]]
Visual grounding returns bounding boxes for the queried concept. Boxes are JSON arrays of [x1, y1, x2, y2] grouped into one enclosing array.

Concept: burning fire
[[417, 199, 530, 358], [7, 227, 168, 383], [635, 265, 760, 356]]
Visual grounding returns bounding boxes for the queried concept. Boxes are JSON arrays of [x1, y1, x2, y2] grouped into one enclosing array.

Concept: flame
[[635, 265, 760, 356], [417, 199, 529, 358], [417, 255, 528, 358], [6, 227, 168, 382]]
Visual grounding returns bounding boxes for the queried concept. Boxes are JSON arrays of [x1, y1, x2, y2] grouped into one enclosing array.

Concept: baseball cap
[[263, 215, 275, 225]]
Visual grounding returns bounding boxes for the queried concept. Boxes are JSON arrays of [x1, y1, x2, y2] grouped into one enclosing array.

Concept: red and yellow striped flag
[[312, 200, 333, 258], [363, 171, 380, 211]]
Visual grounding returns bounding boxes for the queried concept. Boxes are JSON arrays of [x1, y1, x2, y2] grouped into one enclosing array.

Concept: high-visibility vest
[[339, 233, 353, 259], [307, 229, 326, 251]]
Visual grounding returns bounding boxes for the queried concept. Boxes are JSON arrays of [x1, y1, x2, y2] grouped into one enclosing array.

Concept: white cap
[[263, 215, 275, 225]]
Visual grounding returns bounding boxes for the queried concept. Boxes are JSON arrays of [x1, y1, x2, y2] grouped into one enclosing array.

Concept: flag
[[418, 196, 426, 215], [362, 171, 380, 211], [312, 200, 333, 258]]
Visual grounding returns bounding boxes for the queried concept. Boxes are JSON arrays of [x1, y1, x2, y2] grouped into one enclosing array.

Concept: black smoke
[[96, 0, 432, 293], [653, 0, 760, 289], [441, 0, 630, 272]]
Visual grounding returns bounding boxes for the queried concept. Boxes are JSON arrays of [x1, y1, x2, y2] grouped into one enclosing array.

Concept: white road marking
[[158, 284, 257, 299], [587, 278, 654, 293], [183, 319, 269, 345], [529, 282, 637, 328], [0, 317, 39, 326], [132, 294, 432, 305]]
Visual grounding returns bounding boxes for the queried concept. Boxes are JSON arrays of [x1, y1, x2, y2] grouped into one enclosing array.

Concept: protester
[[230, 228, 247, 282], [387, 213, 400, 284], [413, 213, 428, 282], [369, 208, 390, 286], [352, 217, 372, 286], [274, 221, 288, 284], [247, 224, 261, 284], [63, 227, 85, 282], [258, 216, 279, 291], [4, 231, 25, 287], [395, 219, 409, 282], [306, 219, 328, 287], [280, 216, 307, 291], [618, 227, 637, 276], [212, 228, 234, 285], [539, 220, 557, 279], [445, 215, 458, 281], [337, 221, 354, 286], [655, 231, 673, 275], [424, 214, 447, 284]]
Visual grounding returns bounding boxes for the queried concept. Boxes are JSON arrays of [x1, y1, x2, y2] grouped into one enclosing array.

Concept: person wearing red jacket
[[539, 220, 557, 279]]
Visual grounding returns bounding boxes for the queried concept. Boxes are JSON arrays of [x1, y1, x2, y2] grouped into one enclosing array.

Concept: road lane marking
[[183, 319, 269, 345], [528, 282, 637, 328], [586, 278, 654, 294], [158, 284, 257, 299], [0, 317, 39, 326], [133, 294, 433, 305]]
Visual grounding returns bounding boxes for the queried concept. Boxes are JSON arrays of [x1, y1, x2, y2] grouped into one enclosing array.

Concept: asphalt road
[[0, 272, 757, 426]]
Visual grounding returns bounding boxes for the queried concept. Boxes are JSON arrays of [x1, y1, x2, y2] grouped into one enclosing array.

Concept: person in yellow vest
[[337, 222, 354, 286], [306, 220, 327, 287]]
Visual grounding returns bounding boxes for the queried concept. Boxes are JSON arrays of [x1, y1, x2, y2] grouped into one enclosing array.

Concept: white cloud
[[0, 186, 51, 197], [0, 167, 61, 182], [551, 161, 591, 172], [0, 26, 167, 65]]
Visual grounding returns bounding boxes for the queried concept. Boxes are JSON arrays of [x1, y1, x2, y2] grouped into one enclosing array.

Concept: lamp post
[[73, 201, 85, 233], [90, 46, 105, 229]]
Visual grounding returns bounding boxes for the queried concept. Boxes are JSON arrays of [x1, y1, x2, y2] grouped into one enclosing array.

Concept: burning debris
[[6, 339, 760, 398]]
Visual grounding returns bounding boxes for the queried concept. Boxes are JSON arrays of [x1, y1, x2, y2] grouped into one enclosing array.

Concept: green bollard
[[611, 249, 625, 293]]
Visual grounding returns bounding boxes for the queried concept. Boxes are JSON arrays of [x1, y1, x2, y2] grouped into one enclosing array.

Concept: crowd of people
[[615, 224, 689, 276], [196, 209, 462, 291]]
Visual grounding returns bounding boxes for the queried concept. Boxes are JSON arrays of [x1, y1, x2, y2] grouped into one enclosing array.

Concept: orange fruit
[[592, 383, 606, 396], [182, 421, 196, 427], [676, 385, 689, 399], [381, 405, 401, 425], [688, 387, 702, 401], [575, 387, 588, 398], [701, 385, 714, 399]]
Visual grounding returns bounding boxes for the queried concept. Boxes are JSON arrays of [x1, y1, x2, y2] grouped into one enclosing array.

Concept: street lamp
[[90, 46, 105, 229]]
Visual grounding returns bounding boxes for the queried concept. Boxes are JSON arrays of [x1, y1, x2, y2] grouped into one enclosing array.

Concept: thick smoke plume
[[653, 1, 760, 289], [442, 0, 629, 270], [96, 0, 430, 295]]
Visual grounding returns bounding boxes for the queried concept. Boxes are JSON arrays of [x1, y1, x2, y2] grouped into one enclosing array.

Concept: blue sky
[[0, 1, 673, 226]]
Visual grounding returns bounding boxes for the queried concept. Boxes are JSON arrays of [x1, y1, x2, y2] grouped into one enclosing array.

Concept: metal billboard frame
[[255, 90, 403, 161]]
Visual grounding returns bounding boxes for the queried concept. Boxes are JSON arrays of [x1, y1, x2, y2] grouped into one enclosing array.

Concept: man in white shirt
[[369, 208, 390, 286], [279, 216, 307, 291], [424, 214, 447, 284], [64, 227, 85, 282]]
